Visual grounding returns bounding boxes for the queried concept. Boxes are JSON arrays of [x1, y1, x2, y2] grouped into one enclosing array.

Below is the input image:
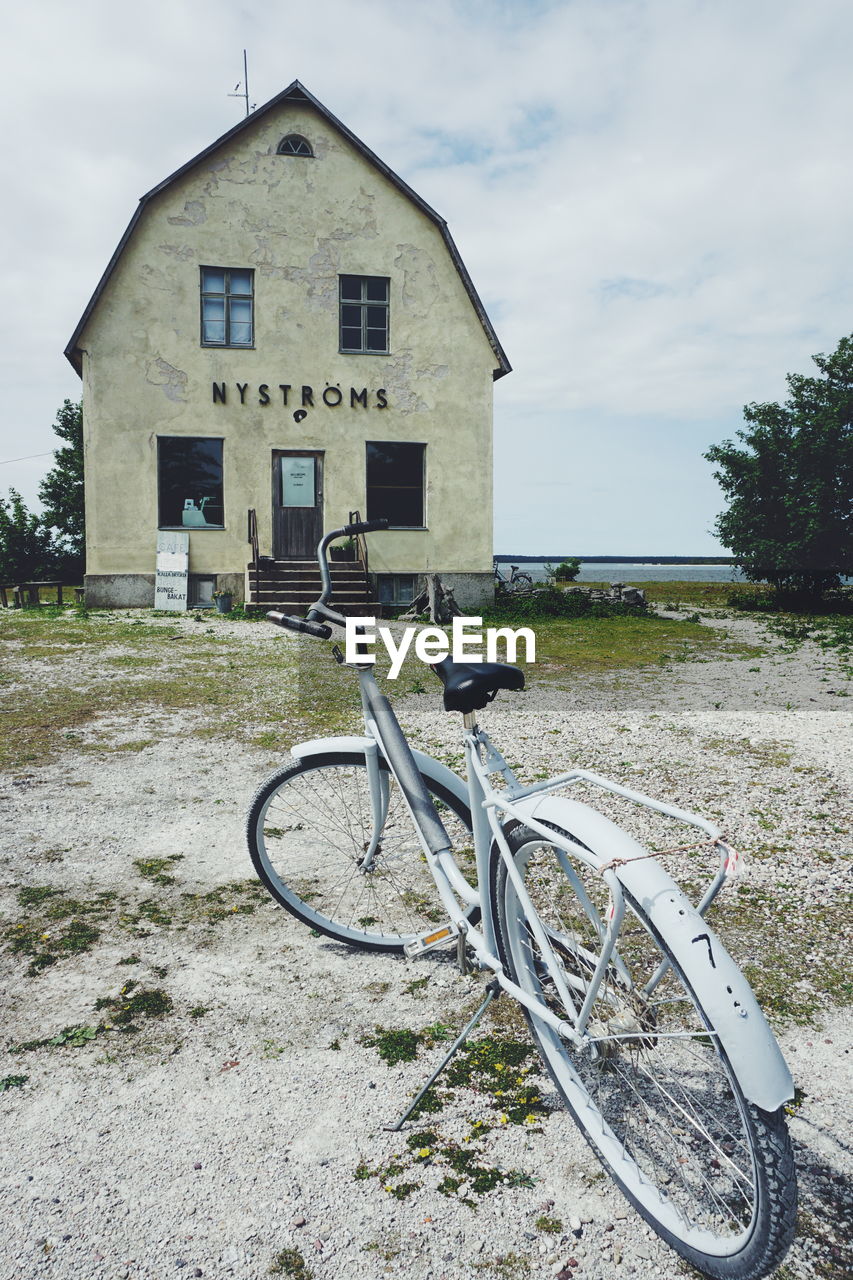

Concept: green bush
[[487, 586, 647, 621], [554, 557, 581, 581]]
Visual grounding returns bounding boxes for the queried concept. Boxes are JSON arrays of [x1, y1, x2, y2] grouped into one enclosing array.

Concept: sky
[[3, 0, 853, 556]]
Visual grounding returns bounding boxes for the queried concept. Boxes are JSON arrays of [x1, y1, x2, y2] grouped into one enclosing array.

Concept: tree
[[705, 335, 853, 600], [554, 557, 581, 582], [0, 489, 58, 582], [38, 399, 84, 578]]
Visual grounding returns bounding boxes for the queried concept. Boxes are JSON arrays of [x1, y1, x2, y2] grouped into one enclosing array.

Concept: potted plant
[[212, 588, 233, 614], [329, 537, 357, 562]]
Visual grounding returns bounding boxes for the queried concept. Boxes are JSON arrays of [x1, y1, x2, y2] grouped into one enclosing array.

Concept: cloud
[[2, 0, 852, 553]]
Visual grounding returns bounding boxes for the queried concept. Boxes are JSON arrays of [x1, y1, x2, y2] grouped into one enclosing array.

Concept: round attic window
[[277, 134, 313, 157]]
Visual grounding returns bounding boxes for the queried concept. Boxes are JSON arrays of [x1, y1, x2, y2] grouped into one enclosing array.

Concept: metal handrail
[[247, 508, 260, 603], [348, 509, 370, 583]]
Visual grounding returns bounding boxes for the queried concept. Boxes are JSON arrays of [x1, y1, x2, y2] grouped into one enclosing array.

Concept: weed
[[386, 1181, 420, 1200], [269, 1247, 312, 1278], [472, 1250, 531, 1278], [95, 986, 173, 1031], [0, 1075, 29, 1091], [535, 1215, 563, 1233], [12, 1025, 100, 1052], [361, 1021, 453, 1066], [361, 1027, 421, 1065], [133, 855, 184, 886], [17, 886, 60, 908]]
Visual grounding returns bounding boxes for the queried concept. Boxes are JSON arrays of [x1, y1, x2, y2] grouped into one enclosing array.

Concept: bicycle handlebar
[[266, 519, 389, 640], [267, 611, 332, 639], [342, 518, 389, 537]]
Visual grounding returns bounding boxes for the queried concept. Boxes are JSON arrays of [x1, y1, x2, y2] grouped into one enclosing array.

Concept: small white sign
[[155, 531, 189, 611], [282, 456, 315, 507]]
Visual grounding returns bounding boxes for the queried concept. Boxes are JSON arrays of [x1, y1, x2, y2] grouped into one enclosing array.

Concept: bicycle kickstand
[[384, 979, 501, 1132]]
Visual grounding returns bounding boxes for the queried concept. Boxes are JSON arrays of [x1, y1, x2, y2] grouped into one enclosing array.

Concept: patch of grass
[[5, 895, 105, 975], [703, 736, 793, 768], [12, 1024, 100, 1052], [444, 1035, 546, 1126], [355, 1032, 543, 1205], [269, 1247, 312, 1278], [360, 1021, 453, 1066], [716, 886, 852, 1024], [94, 985, 173, 1032], [17, 886, 60, 908], [478, 613, 756, 680], [133, 855, 184, 886], [361, 1027, 421, 1065], [609, 580, 763, 610], [472, 1250, 531, 1278], [535, 1215, 563, 1234], [0, 1074, 29, 1090]]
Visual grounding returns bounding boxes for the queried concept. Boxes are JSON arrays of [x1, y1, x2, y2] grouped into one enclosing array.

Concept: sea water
[[495, 562, 746, 584]]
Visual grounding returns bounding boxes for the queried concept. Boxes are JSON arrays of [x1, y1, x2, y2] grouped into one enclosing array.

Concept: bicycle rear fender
[[290, 736, 470, 811], [511, 794, 795, 1112]]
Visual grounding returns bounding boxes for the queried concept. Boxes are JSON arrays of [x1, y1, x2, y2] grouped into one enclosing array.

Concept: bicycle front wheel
[[247, 752, 473, 952], [492, 822, 796, 1280]]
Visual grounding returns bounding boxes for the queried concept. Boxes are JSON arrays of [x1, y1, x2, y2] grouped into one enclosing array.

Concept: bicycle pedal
[[404, 923, 459, 959]]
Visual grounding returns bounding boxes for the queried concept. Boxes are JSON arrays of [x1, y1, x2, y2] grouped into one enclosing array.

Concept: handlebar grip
[[267, 611, 332, 639], [343, 518, 389, 536]]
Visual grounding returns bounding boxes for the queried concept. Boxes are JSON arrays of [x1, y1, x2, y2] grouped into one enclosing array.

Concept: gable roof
[[64, 80, 511, 379]]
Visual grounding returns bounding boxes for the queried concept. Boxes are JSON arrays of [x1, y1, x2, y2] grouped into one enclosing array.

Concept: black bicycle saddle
[[430, 655, 525, 714]]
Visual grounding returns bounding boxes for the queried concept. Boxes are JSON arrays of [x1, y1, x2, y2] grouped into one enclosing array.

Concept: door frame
[[271, 449, 325, 559]]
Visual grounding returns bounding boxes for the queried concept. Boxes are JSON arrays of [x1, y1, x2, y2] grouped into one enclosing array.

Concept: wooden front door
[[272, 452, 324, 559]]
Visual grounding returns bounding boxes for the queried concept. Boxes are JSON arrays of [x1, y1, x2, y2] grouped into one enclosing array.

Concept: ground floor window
[[366, 441, 425, 527], [188, 576, 216, 608], [378, 574, 418, 607], [158, 437, 224, 529]]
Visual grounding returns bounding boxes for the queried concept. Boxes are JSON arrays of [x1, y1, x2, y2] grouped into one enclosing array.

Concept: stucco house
[[64, 80, 510, 612]]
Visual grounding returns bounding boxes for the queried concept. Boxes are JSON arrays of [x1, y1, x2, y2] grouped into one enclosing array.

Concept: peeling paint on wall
[[395, 244, 440, 314], [158, 244, 197, 261], [146, 357, 188, 403], [167, 200, 207, 227], [382, 353, 429, 414]]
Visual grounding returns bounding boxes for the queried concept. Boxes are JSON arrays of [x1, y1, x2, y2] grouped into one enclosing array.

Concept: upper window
[[366, 441, 425, 527], [158, 437, 224, 529], [340, 275, 389, 353], [277, 134, 313, 157], [200, 267, 254, 347]]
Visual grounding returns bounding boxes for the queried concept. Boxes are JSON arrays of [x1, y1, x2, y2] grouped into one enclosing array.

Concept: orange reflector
[[423, 927, 453, 946]]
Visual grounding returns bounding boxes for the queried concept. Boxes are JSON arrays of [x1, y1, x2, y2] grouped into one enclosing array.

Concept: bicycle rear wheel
[[247, 752, 473, 952], [492, 822, 796, 1280]]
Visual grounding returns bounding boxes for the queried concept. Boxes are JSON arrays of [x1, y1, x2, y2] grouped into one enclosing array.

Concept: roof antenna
[[228, 50, 255, 116]]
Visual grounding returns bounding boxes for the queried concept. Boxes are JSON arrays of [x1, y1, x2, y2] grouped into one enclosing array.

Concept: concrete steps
[[247, 559, 375, 616]]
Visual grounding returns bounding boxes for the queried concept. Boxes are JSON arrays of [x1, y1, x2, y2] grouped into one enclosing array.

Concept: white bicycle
[[247, 520, 797, 1280]]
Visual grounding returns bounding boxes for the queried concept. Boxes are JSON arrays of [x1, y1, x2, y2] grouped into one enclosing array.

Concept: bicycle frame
[[312, 663, 737, 1053], [259, 521, 797, 1270], [274, 519, 793, 1111]]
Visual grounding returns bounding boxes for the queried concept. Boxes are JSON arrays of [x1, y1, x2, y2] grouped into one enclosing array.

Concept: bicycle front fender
[[510, 794, 795, 1113], [290, 737, 470, 812]]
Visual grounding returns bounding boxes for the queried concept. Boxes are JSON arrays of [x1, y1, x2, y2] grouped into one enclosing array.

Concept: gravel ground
[[0, 609, 850, 1280]]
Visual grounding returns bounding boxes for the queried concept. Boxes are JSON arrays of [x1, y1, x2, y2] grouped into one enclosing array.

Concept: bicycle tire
[[491, 822, 796, 1280], [247, 752, 474, 952]]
